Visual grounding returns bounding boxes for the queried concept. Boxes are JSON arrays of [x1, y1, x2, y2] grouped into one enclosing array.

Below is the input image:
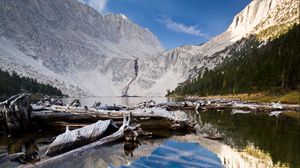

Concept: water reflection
[[0, 96, 299, 168], [0, 136, 40, 164], [185, 110, 300, 168], [123, 141, 141, 157], [11, 139, 39, 164], [0, 128, 62, 167], [119, 140, 223, 168]]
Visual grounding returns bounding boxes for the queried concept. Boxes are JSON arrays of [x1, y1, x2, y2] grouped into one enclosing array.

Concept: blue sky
[[81, 0, 251, 49]]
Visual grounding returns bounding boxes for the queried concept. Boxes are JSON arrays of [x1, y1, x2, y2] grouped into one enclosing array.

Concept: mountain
[[0, 0, 163, 96], [170, 24, 300, 96], [0, 0, 299, 97], [132, 0, 300, 96]]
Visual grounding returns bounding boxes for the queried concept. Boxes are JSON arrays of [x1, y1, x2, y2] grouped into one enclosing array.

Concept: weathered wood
[[24, 114, 144, 167], [36, 96, 63, 107], [0, 93, 31, 135], [31, 106, 196, 132], [45, 119, 118, 156], [161, 101, 299, 112], [69, 99, 80, 107], [31, 110, 99, 123]]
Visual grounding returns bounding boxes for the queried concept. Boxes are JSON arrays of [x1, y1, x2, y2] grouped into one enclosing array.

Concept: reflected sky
[[1, 97, 299, 168], [185, 110, 300, 168], [118, 140, 223, 168]]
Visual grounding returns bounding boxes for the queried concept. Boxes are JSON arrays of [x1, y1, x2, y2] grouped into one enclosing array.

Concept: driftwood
[[25, 114, 148, 167], [30, 101, 298, 132], [31, 106, 196, 133], [36, 96, 63, 107], [125, 100, 156, 110], [6, 94, 299, 167], [161, 101, 300, 112], [92, 102, 125, 111], [69, 99, 80, 107], [45, 120, 118, 156], [0, 93, 31, 135]]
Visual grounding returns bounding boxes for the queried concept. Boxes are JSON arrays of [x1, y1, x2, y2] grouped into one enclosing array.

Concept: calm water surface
[[0, 97, 299, 168], [62, 96, 175, 107], [185, 110, 300, 168]]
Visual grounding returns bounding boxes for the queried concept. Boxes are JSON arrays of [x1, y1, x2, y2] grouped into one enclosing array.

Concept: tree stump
[[0, 93, 31, 135]]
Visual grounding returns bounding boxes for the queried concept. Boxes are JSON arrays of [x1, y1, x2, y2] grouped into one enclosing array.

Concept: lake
[[0, 97, 299, 168], [62, 96, 175, 107]]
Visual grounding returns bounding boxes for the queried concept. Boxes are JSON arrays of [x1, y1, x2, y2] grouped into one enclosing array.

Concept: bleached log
[[31, 107, 196, 132], [45, 119, 118, 156], [162, 101, 299, 112], [25, 114, 141, 167]]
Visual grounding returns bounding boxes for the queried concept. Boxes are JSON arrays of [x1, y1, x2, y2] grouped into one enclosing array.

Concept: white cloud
[[79, 0, 107, 13], [90, 0, 107, 13], [158, 16, 208, 37]]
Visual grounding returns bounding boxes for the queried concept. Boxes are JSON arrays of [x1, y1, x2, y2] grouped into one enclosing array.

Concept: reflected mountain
[[185, 110, 300, 167]]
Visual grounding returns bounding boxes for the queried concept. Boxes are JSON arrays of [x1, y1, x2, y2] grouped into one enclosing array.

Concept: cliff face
[[0, 0, 299, 96], [132, 0, 300, 96], [0, 0, 163, 96]]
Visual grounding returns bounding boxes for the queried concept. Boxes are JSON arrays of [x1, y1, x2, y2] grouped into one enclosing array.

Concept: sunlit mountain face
[[0, 0, 299, 97]]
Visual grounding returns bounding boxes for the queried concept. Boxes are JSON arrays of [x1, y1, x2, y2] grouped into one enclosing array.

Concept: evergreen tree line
[[0, 69, 63, 98], [170, 24, 300, 96]]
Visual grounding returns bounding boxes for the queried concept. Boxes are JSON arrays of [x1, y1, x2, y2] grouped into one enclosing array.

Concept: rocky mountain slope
[[0, 0, 299, 96], [171, 24, 300, 96], [132, 0, 300, 96], [0, 0, 163, 96]]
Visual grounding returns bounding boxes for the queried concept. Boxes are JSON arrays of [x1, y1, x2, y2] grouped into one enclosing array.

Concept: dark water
[[113, 110, 300, 168], [185, 110, 300, 167], [0, 97, 299, 167], [0, 129, 62, 167]]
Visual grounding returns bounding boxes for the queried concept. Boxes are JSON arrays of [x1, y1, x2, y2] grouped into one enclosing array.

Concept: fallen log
[[35, 96, 63, 107], [31, 107, 196, 133], [69, 99, 80, 107], [125, 100, 156, 110], [45, 119, 118, 156], [160, 101, 299, 112], [24, 114, 146, 167], [31, 110, 99, 123]]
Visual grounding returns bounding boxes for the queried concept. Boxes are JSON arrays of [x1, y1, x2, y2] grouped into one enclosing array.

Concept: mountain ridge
[[0, 0, 299, 96], [0, 0, 163, 96], [132, 0, 300, 96], [169, 24, 300, 96]]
